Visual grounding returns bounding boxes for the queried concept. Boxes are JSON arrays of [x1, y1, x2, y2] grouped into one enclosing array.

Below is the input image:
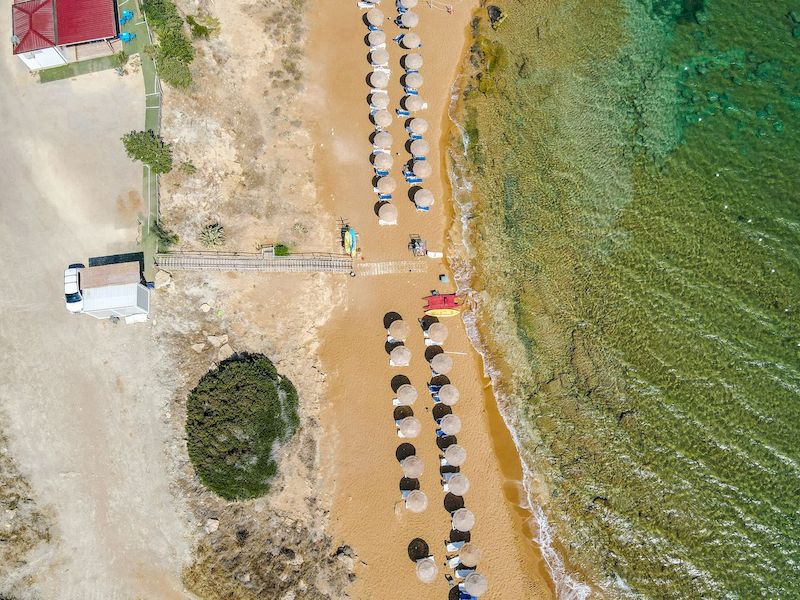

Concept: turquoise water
[[455, 0, 800, 597]]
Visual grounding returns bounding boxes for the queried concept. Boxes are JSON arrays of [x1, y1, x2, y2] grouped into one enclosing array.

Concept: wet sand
[[306, 1, 555, 597]]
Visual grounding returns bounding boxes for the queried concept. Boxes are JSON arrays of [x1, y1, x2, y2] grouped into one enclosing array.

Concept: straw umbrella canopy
[[438, 384, 460, 406], [414, 188, 434, 208], [405, 489, 428, 512], [400, 0, 418, 9], [439, 413, 462, 435], [416, 557, 438, 583], [390, 345, 412, 366], [431, 353, 453, 374], [399, 11, 419, 28], [374, 109, 393, 128], [404, 95, 426, 111], [452, 508, 476, 532], [370, 92, 390, 109], [400, 455, 424, 478], [396, 383, 418, 405], [370, 70, 389, 89], [366, 8, 384, 26], [367, 30, 386, 47], [464, 573, 488, 596], [388, 318, 409, 340], [410, 138, 430, 156], [373, 151, 393, 170], [408, 117, 429, 135], [413, 161, 432, 179], [405, 52, 423, 70], [370, 48, 389, 65], [459, 544, 482, 568], [447, 473, 470, 496], [401, 32, 421, 48], [378, 202, 398, 225], [444, 444, 467, 466], [373, 130, 393, 149], [405, 72, 424, 89], [398, 416, 421, 437], [427, 322, 448, 343]]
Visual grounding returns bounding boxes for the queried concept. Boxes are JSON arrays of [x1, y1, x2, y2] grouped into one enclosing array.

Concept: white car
[[64, 264, 84, 313]]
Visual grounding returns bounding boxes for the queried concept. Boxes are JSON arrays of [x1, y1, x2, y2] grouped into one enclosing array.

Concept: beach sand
[[306, 1, 555, 597]]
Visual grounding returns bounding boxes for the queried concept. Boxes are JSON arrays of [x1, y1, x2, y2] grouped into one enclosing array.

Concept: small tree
[[122, 130, 173, 173]]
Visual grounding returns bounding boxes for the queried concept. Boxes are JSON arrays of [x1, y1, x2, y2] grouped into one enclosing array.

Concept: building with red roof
[[11, 0, 118, 70]]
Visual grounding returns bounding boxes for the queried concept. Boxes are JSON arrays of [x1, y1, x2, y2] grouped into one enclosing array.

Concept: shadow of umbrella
[[448, 585, 462, 600], [425, 345, 444, 362], [385, 339, 404, 354], [396, 443, 416, 462], [400, 477, 420, 492], [391, 374, 411, 392], [394, 405, 413, 421], [436, 435, 457, 450], [421, 315, 439, 331], [432, 403, 452, 421], [429, 374, 450, 388], [444, 493, 465, 513], [407, 538, 430, 562], [383, 311, 403, 329]]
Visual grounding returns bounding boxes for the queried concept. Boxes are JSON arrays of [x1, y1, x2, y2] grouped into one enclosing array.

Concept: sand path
[[307, 2, 555, 598]]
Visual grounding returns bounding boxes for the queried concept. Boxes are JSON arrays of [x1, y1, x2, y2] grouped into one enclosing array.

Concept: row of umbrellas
[[396, 382, 459, 406]]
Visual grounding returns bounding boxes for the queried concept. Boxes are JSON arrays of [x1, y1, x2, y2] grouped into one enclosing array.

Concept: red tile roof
[[12, 0, 56, 54], [11, 0, 117, 55]]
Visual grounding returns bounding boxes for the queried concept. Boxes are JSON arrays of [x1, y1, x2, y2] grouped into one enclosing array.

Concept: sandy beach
[[306, 1, 554, 597]]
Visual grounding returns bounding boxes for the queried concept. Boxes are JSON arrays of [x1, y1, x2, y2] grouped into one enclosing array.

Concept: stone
[[200, 303, 211, 313], [191, 343, 205, 354], [204, 518, 219, 534], [218, 343, 235, 362], [154, 270, 172, 289], [207, 334, 228, 348]]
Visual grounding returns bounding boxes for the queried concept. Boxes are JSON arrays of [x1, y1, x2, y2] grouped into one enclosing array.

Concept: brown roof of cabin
[[80, 262, 140, 289]]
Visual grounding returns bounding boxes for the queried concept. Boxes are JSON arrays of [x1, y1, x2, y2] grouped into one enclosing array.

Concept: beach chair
[[358, 0, 375, 7], [447, 555, 461, 569], [441, 472, 457, 482], [396, 109, 411, 117], [432, 393, 442, 403], [428, 383, 442, 394], [401, 489, 411, 499], [455, 568, 476, 579], [405, 68, 420, 74], [375, 169, 390, 177], [446, 540, 466, 552], [406, 177, 423, 184], [396, 0, 408, 13], [413, 156, 427, 161], [372, 42, 387, 50], [379, 194, 393, 201], [405, 88, 419, 96], [410, 134, 423, 140], [374, 66, 391, 74]]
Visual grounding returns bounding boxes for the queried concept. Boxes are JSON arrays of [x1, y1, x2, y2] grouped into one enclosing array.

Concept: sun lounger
[[358, 1, 376, 7], [448, 555, 461, 569], [375, 169, 389, 177], [369, 24, 381, 31], [401, 489, 411, 499], [406, 177, 423, 184], [374, 66, 391, 74], [379, 194, 393, 200], [405, 68, 420, 74], [425, 338, 438, 346], [433, 394, 441, 403], [441, 472, 457, 482], [413, 156, 427, 161], [405, 88, 419, 96], [410, 133, 423, 140], [456, 568, 476, 579], [371, 42, 387, 50], [428, 383, 442, 393], [446, 540, 466, 552], [396, 109, 411, 117]]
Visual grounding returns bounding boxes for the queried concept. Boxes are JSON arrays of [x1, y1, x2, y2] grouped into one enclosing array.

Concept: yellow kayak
[[424, 308, 460, 317]]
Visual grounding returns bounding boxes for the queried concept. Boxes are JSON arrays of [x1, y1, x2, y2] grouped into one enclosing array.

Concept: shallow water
[[453, 0, 800, 597]]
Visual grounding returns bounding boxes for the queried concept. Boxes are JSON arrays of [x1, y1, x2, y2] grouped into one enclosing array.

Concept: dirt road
[[0, 49, 193, 600]]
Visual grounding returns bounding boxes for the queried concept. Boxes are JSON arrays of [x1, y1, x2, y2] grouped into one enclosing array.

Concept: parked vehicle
[[64, 263, 85, 313]]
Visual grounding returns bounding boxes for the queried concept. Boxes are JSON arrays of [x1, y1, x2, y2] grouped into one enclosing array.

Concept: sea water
[[450, 0, 800, 597]]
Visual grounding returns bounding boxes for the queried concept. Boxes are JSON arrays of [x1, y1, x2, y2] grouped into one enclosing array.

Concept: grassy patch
[[142, 0, 194, 88], [186, 354, 300, 501], [38, 54, 121, 83]]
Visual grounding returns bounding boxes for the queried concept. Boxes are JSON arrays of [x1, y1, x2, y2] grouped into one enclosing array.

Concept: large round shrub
[[186, 353, 299, 500]]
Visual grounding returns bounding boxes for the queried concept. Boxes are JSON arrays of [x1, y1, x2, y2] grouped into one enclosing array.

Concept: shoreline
[[306, 0, 554, 597]]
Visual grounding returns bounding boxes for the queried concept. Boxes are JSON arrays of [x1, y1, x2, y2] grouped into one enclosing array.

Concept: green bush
[[158, 55, 192, 89], [151, 220, 179, 250], [186, 354, 300, 500], [186, 14, 220, 39], [273, 244, 290, 256], [122, 130, 173, 173], [142, 0, 194, 88]]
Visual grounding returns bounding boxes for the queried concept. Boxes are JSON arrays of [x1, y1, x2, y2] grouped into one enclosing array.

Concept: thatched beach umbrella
[[427, 322, 448, 344], [447, 473, 470, 496], [430, 353, 453, 374], [373, 130, 393, 149], [413, 160, 432, 179], [404, 95, 426, 112], [405, 72, 424, 89], [400, 455, 424, 478], [416, 557, 438, 583], [405, 52, 423, 70], [370, 70, 389, 89], [388, 317, 408, 339], [439, 413, 462, 436], [398, 416, 421, 438], [410, 138, 430, 156], [371, 91, 390, 110], [414, 188, 434, 208], [366, 7, 384, 27], [438, 384, 459, 406], [452, 508, 476, 532], [373, 151, 393, 170], [367, 29, 386, 47], [377, 175, 398, 194], [405, 489, 428, 512], [464, 572, 488, 596], [444, 443, 467, 466], [399, 11, 419, 28], [373, 109, 393, 128], [396, 383, 418, 405], [400, 0, 418, 8], [370, 48, 389, 66], [408, 117, 429, 135], [378, 202, 398, 225], [390, 345, 412, 366], [401, 32, 421, 49], [459, 544, 481, 568]]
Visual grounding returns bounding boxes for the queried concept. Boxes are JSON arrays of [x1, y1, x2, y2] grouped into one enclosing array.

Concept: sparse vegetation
[[151, 220, 179, 250], [122, 130, 173, 173], [179, 160, 197, 174], [186, 354, 300, 501], [142, 0, 194, 88], [199, 222, 225, 247], [187, 13, 220, 39]]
